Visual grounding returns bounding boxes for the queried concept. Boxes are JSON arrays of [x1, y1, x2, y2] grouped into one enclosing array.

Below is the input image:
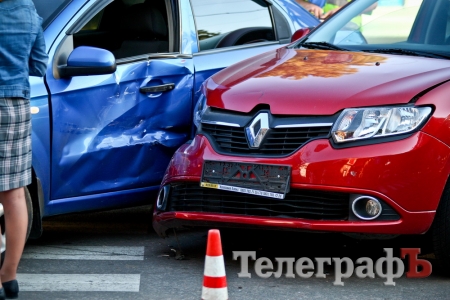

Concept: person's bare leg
[[0, 187, 28, 282]]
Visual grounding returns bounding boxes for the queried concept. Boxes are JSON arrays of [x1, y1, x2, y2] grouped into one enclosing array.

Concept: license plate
[[200, 160, 291, 199]]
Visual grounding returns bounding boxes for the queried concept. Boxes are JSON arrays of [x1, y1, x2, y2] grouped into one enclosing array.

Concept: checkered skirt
[[0, 97, 32, 192]]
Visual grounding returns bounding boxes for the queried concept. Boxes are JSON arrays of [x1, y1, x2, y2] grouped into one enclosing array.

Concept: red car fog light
[[156, 185, 170, 211], [352, 196, 382, 220]]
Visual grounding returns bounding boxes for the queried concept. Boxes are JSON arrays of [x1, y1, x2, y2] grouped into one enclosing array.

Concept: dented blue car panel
[[30, 0, 318, 218], [48, 58, 194, 199]]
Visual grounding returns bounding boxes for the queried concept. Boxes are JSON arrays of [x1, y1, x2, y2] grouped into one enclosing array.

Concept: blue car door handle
[[139, 83, 175, 93]]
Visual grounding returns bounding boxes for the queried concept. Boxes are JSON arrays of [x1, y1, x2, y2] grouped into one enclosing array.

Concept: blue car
[[14, 0, 318, 239]]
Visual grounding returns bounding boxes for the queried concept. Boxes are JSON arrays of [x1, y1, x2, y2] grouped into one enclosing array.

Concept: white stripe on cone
[[201, 287, 228, 300], [204, 255, 226, 277]]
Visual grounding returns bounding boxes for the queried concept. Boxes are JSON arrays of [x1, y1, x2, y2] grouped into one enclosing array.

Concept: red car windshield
[[297, 0, 450, 58]]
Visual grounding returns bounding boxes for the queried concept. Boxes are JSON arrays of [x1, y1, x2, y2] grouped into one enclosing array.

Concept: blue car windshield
[[32, 0, 72, 29], [297, 0, 450, 59]]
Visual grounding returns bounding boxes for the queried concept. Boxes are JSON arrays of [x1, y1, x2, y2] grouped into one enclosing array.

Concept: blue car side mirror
[[58, 46, 116, 78]]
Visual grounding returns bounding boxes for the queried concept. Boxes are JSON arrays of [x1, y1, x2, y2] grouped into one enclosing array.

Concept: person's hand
[[320, 7, 340, 19], [296, 0, 323, 19]]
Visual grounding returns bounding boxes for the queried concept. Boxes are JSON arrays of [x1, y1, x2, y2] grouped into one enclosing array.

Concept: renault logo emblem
[[245, 112, 269, 148]]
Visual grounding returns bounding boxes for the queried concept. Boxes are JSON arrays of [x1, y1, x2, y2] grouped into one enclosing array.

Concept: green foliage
[[198, 29, 220, 40]]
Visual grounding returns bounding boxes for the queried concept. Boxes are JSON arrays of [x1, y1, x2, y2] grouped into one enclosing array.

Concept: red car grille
[[168, 183, 349, 220], [201, 123, 331, 156]]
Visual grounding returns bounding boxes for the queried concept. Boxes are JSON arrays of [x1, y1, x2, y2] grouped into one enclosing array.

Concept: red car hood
[[207, 47, 450, 115]]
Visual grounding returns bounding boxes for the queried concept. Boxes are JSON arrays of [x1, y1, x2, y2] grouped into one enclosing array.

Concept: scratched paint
[[51, 59, 194, 199]]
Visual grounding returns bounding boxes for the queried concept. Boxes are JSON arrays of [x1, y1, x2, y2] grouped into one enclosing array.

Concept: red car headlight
[[332, 106, 432, 143]]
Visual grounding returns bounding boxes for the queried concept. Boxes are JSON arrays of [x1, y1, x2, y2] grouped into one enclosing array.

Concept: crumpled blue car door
[[46, 58, 194, 200]]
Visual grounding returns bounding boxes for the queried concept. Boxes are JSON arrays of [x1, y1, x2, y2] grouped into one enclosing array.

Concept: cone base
[[201, 286, 228, 300]]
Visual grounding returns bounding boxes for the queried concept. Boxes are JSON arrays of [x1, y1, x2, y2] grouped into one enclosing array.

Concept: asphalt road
[[16, 205, 450, 299]]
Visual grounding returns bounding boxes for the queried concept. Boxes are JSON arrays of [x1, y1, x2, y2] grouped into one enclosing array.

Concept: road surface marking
[[22, 246, 144, 260], [17, 274, 141, 292]]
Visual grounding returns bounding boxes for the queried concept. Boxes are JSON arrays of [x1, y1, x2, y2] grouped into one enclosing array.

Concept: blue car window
[[80, 10, 105, 31], [73, 0, 169, 58], [191, 0, 276, 50]]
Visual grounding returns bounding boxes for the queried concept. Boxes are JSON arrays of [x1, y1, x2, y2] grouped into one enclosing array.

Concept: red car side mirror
[[291, 28, 312, 43]]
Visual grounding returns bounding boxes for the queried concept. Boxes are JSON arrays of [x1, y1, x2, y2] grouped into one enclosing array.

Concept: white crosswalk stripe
[[19, 245, 143, 293], [22, 246, 144, 260], [17, 274, 141, 292]]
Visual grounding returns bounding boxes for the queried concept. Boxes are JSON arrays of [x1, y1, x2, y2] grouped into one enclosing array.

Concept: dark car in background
[[153, 0, 450, 271]]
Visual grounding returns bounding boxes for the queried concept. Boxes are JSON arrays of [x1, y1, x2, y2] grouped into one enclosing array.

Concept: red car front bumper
[[153, 132, 449, 237]]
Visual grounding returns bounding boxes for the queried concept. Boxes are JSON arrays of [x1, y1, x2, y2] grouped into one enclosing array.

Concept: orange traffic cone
[[201, 229, 228, 300]]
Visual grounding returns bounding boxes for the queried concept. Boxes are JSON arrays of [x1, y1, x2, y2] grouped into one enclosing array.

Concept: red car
[[154, 0, 450, 268]]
